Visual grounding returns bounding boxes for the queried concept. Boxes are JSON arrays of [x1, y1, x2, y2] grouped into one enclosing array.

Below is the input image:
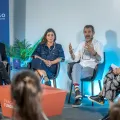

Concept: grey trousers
[[71, 63, 94, 86]]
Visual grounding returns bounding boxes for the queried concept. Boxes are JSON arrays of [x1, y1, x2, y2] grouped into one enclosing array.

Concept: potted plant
[[6, 39, 32, 69], [6, 38, 43, 69]]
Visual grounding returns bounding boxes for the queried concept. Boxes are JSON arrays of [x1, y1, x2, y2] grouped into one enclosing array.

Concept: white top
[[74, 39, 104, 68]]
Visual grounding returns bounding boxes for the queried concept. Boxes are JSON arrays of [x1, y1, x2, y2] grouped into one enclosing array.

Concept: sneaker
[[72, 99, 82, 108], [75, 88, 82, 99], [99, 113, 109, 120], [88, 95, 105, 105]]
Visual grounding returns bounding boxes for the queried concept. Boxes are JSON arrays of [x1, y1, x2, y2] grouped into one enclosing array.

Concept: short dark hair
[[84, 25, 95, 32]]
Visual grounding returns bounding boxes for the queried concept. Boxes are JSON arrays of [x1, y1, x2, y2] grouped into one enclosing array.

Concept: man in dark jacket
[[0, 42, 11, 85]]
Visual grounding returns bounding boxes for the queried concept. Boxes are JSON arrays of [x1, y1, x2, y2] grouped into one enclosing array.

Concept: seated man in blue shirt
[[31, 28, 65, 86]]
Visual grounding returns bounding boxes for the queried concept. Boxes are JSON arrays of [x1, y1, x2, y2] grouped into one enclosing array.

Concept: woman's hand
[[113, 68, 120, 75], [34, 55, 40, 59], [113, 68, 117, 75], [33, 55, 52, 67], [43, 60, 52, 67], [43, 60, 49, 66], [33, 55, 44, 61]]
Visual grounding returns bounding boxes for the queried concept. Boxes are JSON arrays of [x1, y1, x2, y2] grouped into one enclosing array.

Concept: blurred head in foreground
[[11, 70, 46, 120]]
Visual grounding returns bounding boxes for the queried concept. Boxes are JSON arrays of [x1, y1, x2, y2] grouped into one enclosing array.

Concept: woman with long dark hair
[[11, 70, 48, 120], [31, 28, 65, 86]]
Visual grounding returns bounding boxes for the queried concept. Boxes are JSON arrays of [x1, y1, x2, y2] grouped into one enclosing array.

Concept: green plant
[[6, 39, 32, 61], [6, 37, 43, 61]]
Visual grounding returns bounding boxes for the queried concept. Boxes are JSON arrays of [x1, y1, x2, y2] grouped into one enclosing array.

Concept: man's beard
[[85, 36, 93, 42]]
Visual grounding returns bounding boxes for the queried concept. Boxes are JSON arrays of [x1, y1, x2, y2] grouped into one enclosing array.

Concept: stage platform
[[0, 84, 67, 118]]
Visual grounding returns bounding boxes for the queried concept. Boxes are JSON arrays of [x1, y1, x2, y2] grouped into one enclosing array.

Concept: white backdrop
[[10, 0, 120, 94]]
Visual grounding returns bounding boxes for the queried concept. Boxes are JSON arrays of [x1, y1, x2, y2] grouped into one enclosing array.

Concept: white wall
[[14, 0, 26, 40], [13, 0, 120, 93], [9, 0, 14, 45], [9, 0, 26, 43]]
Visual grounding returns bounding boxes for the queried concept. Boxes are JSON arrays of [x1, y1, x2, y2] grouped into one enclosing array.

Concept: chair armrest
[[92, 64, 98, 77], [67, 60, 80, 80], [53, 63, 60, 79], [27, 62, 32, 69], [6, 63, 10, 76], [27, 56, 36, 69]]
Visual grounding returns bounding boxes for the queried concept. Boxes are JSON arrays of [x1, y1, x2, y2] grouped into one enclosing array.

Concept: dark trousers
[[0, 61, 11, 85]]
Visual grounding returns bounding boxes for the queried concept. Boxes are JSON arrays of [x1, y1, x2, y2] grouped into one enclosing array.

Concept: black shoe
[[75, 88, 82, 99], [99, 114, 109, 120], [3, 79, 11, 85], [72, 99, 82, 108], [45, 81, 51, 86], [88, 95, 105, 105]]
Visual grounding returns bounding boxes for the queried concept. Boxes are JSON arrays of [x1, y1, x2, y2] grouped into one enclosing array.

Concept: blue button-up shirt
[[33, 43, 65, 61], [32, 43, 65, 76]]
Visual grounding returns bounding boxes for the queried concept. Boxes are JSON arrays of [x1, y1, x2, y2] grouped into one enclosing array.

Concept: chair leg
[[81, 81, 84, 97], [91, 81, 94, 106], [98, 80, 102, 91], [53, 79, 57, 88], [68, 82, 73, 103], [40, 75, 44, 84]]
